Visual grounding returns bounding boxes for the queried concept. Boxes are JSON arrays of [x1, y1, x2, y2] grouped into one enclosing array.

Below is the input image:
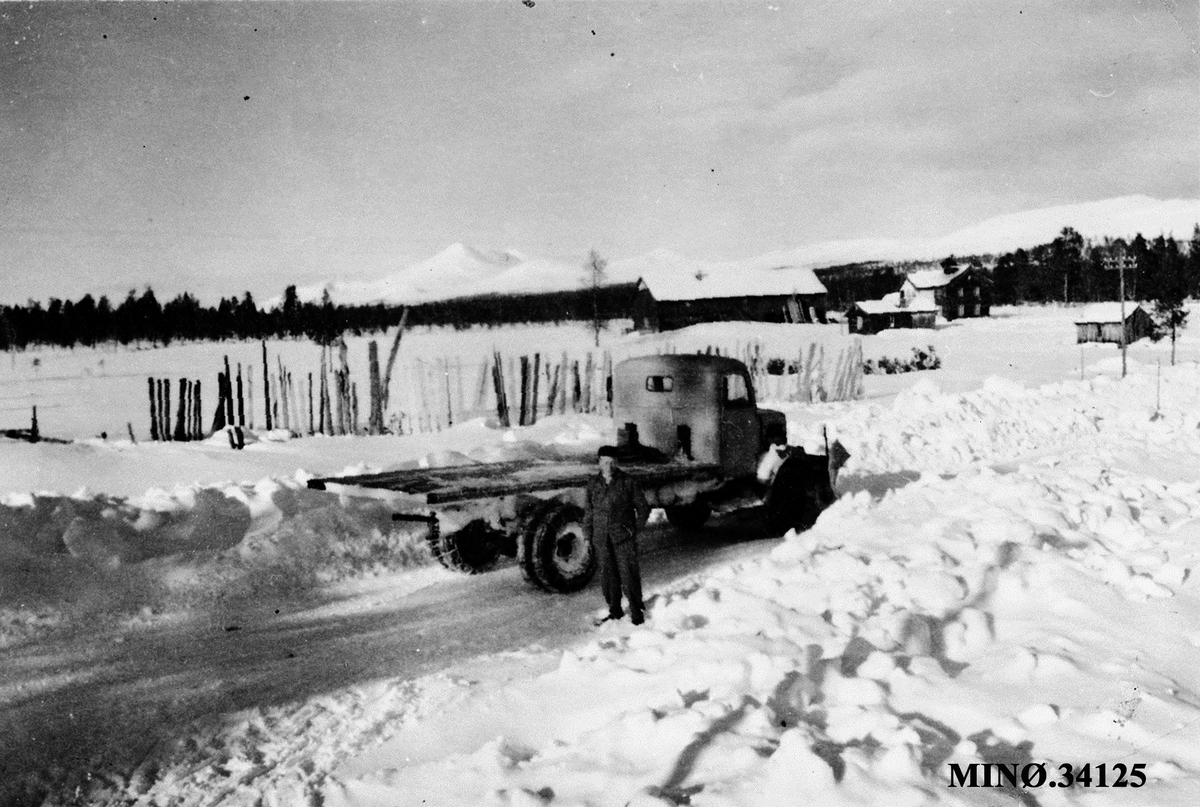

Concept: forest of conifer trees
[[0, 283, 640, 351], [1, 227, 1195, 351]]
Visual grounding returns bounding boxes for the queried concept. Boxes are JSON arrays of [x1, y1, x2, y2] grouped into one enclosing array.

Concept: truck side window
[[646, 375, 674, 392], [724, 373, 750, 405]]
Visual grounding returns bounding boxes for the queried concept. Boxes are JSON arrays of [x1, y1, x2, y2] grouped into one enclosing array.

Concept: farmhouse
[[1073, 302, 1154, 345], [846, 293, 938, 335], [901, 265, 991, 320], [632, 266, 828, 332]]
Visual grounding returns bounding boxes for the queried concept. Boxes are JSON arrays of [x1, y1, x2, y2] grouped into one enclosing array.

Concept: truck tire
[[530, 502, 595, 593], [665, 500, 710, 532], [517, 500, 559, 590], [430, 519, 501, 574], [764, 456, 827, 536]]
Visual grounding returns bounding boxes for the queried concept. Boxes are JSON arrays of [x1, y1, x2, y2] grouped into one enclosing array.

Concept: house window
[[958, 304, 965, 317], [724, 373, 750, 405], [958, 287, 964, 297], [973, 286, 981, 299], [973, 304, 980, 316], [646, 376, 674, 392]]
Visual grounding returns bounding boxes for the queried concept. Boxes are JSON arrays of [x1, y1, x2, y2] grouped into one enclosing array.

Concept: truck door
[[719, 371, 759, 477]]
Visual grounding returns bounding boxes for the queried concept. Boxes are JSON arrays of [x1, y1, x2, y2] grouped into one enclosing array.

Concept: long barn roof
[[638, 265, 826, 302], [1073, 302, 1147, 324]]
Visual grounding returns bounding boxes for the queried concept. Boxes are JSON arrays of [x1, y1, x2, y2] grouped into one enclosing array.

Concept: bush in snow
[[862, 346, 942, 375]]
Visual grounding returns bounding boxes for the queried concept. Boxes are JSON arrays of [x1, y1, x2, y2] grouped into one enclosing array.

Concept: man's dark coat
[[585, 467, 651, 619]]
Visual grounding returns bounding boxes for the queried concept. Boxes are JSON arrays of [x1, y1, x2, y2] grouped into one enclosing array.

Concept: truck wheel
[[430, 519, 501, 574], [517, 500, 559, 590], [765, 457, 826, 536], [530, 502, 595, 593], [665, 501, 710, 532]]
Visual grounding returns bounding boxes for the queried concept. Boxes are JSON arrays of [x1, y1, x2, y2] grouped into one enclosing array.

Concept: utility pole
[[1118, 257, 1127, 379], [1103, 248, 1133, 379]]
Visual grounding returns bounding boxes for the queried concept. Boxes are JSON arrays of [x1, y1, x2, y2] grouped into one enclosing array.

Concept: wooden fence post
[[338, 339, 352, 435], [854, 339, 865, 399], [476, 359, 490, 419], [235, 364, 245, 426], [529, 353, 540, 425], [148, 377, 159, 441], [380, 308, 409, 415], [323, 348, 333, 434], [211, 372, 226, 433], [193, 380, 202, 439], [602, 351, 612, 416], [546, 363, 559, 418], [583, 353, 594, 413], [277, 356, 288, 432], [558, 351, 569, 414], [163, 378, 172, 441], [262, 341, 272, 431], [518, 356, 529, 426], [221, 356, 232, 426], [368, 340, 382, 434], [175, 378, 187, 440], [318, 347, 327, 434], [571, 360, 582, 413], [491, 351, 509, 427]]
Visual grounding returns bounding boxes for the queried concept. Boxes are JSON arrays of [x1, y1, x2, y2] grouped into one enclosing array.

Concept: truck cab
[[611, 354, 787, 479]]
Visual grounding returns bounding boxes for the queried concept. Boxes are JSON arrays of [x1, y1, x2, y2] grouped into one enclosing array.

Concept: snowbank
[[317, 428, 1200, 806], [0, 422, 608, 649]]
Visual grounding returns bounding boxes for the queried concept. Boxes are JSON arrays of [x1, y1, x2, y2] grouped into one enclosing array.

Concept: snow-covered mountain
[[289, 243, 551, 307], [295, 196, 1198, 306]]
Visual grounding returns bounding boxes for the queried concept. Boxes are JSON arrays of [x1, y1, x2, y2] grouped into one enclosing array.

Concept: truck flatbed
[[306, 458, 723, 505]]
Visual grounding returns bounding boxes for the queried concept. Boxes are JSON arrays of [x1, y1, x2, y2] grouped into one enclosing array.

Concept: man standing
[[585, 445, 650, 626]]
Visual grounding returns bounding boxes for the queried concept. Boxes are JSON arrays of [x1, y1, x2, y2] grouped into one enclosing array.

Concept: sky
[[0, 0, 1197, 306]]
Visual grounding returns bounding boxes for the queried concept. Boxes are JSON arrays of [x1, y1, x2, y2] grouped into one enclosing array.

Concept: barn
[[632, 266, 828, 332], [846, 293, 938, 335], [901, 265, 991, 320], [1073, 302, 1154, 345]]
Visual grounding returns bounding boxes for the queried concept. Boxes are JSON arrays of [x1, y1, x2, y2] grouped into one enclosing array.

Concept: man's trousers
[[595, 536, 643, 620]]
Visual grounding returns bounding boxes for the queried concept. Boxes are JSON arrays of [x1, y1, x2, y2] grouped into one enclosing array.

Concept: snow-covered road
[[0, 516, 778, 806]]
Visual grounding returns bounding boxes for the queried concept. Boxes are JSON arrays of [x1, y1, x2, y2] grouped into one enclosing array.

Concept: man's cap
[[597, 445, 619, 458]]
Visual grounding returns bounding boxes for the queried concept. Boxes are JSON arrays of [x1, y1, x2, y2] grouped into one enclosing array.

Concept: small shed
[[1073, 302, 1154, 345], [847, 293, 938, 335], [633, 266, 828, 332]]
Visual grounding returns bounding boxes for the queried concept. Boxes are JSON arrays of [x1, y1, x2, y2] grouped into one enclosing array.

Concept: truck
[[306, 353, 847, 593]]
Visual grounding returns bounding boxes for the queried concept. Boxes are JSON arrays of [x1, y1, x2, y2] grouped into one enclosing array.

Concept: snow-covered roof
[[852, 292, 939, 315], [903, 267, 970, 290], [1073, 302, 1146, 324], [638, 265, 826, 302]]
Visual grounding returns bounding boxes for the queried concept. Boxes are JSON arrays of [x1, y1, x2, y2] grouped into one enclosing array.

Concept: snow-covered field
[[0, 318, 869, 444], [4, 306, 1200, 806]]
